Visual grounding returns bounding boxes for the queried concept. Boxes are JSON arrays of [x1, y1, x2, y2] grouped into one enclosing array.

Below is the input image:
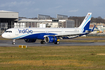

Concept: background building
[[16, 19, 75, 28], [14, 14, 75, 28], [0, 10, 18, 34]]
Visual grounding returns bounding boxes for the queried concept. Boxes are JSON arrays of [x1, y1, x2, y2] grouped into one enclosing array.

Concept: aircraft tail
[[79, 13, 92, 32]]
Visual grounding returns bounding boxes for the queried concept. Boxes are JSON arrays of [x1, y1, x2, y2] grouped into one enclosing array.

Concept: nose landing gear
[[12, 39, 16, 45]]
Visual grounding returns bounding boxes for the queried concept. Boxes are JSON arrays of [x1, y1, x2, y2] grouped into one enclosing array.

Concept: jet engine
[[44, 36, 58, 43], [24, 39, 36, 43]]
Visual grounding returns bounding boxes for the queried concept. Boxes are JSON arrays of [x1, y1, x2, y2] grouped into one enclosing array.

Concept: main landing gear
[[54, 41, 60, 44], [54, 39, 60, 44], [12, 39, 16, 45], [40, 40, 45, 44]]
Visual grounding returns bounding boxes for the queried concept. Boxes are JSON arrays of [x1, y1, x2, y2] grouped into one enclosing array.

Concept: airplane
[[2, 12, 94, 45]]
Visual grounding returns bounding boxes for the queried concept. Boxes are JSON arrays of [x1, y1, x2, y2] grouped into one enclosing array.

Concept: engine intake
[[44, 36, 57, 43]]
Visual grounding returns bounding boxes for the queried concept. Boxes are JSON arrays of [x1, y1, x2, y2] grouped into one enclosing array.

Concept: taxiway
[[0, 38, 105, 46]]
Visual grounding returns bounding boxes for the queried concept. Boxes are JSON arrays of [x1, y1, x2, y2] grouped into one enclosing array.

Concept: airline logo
[[18, 29, 33, 34]]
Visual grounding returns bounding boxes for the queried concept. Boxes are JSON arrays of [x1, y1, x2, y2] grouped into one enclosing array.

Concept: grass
[[0, 46, 105, 70]]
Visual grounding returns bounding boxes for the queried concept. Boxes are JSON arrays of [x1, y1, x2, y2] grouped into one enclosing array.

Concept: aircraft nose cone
[[2, 33, 5, 38], [2, 33, 7, 38]]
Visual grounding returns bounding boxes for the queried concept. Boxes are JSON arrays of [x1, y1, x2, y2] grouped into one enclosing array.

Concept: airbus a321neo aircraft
[[2, 13, 95, 45]]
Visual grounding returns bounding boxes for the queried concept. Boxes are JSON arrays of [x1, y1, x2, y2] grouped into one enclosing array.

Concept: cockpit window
[[5, 31, 12, 33]]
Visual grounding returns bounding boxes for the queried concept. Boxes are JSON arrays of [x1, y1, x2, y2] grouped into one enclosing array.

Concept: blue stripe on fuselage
[[19, 33, 57, 40]]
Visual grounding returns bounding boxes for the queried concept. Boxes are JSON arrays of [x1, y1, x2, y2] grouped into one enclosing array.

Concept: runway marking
[[97, 53, 105, 55]]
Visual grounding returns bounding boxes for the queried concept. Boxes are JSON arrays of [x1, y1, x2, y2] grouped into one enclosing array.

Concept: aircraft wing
[[56, 32, 87, 39], [55, 25, 96, 38], [44, 32, 88, 39]]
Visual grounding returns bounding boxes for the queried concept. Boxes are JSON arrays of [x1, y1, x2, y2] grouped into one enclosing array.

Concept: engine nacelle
[[24, 39, 36, 43], [44, 36, 57, 43]]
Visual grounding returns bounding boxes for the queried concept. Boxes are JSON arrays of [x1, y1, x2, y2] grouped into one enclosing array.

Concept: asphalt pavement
[[0, 38, 105, 47]]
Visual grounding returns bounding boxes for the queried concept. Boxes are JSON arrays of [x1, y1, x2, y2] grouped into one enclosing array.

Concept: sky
[[0, 0, 105, 18]]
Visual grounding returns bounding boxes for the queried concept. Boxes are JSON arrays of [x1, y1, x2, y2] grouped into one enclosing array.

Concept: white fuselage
[[2, 27, 83, 39]]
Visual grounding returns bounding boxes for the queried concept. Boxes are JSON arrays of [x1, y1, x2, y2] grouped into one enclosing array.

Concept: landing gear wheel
[[54, 41, 60, 44], [12, 39, 16, 45], [12, 42, 15, 45], [41, 41, 45, 44]]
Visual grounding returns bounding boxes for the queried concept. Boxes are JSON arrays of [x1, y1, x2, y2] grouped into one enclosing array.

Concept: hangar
[[0, 10, 18, 34]]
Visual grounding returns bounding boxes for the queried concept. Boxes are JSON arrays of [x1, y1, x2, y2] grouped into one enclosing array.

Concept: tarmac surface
[[0, 37, 105, 46]]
